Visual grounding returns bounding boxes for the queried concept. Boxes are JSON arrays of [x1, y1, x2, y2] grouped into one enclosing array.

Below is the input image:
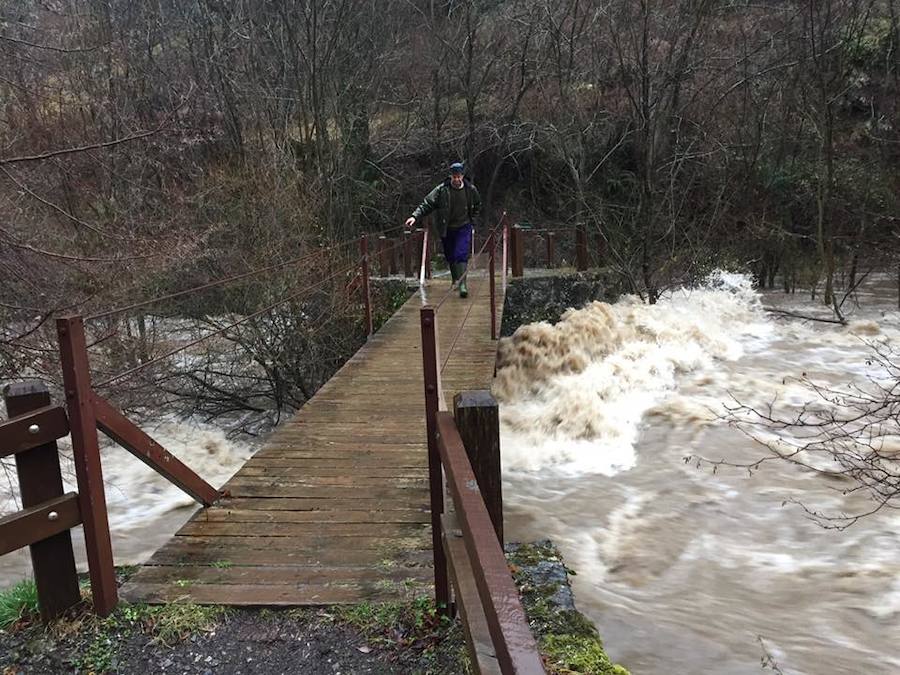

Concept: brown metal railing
[[418, 224, 546, 673], [503, 222, 604, 276]]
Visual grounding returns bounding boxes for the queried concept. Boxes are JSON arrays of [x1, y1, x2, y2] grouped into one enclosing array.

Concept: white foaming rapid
[[501, 273, 900, 674], [494, 272, 771, 474], [1, 414, 252, 544]]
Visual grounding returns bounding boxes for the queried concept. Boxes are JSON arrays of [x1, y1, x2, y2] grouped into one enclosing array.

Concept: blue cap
[[449, 162, 464, 174]]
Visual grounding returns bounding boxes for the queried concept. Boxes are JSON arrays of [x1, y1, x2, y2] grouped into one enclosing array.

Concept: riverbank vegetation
[[1, 0, 895, 428], [1, 546, 615, 674], [1, 0, 897, 343]]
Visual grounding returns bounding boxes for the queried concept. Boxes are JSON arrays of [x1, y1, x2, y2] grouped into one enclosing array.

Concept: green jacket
[[411, 179, 481, 238]]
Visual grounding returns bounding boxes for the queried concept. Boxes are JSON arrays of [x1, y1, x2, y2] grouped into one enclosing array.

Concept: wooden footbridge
[[1, 220, 594, 672], [120, 277, 502, 605]]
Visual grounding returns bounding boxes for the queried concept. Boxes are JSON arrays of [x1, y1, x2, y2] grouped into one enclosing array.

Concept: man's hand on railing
[[404, 216, 416, 231]]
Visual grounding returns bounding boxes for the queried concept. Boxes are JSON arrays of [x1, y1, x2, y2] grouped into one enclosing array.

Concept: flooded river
[[2, 272, 897, 674], [499, 273, 900, 674]]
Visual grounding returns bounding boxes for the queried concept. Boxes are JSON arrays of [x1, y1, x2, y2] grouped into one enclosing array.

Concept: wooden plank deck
[[122, 273, 504, 605]]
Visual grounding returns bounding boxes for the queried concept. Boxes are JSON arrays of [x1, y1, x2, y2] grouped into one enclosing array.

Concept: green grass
[[335, 597, 468, 673], [103, 601, 227, 646], [140, 602, 226, 645], [74, 600, 227, 671], [336, 596, 453, 647], [0, 579, 39, 629]]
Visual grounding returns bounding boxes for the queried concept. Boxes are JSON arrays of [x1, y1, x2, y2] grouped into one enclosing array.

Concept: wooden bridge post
[[547, 231, 556, 269], [57, 315, 118, 616], [360, 236, 374, 336], [508, 226, 516, 277], [420, 306, 450, 614], [377, 235, 389, 277], [403, 232, 413, 278], [3, 381, 81, 621], [576, 225, 588, 271], [419, 227, 433, 283], [425, 223, 433, 280], [511, 226, 525, 278], [389, 238, 399, 275], [488, 232, 497, 340], [453, 391, 503, 545], [501, 218, 509, 292]]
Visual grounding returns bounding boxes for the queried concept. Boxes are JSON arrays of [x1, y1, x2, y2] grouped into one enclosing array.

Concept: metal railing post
[[576, 225, 588, 271], [360, 236, 373, 336], [420, 306, 450, 614], [489, 232, 497, 340], [419, 228, 430, 285], [547, 231, 555, 269], [511, 226, 525, 278], [389, 237, 399, 275], [501, 217, 509, 293], [377, 235, 388, 277], [403, 232, 413, 278], [56, 315, 118, 616], [426, 224, 433, 279]]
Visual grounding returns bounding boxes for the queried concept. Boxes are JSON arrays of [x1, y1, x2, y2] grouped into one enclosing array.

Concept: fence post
[[425, 223, 433, 280], [501, 218, 509, 292], [453, 391, 503, 545], [420, 306, 450, 614], [360, 236, 374, 336], [56, 315, 118, 616], [508, 226, 516, 277], [389, 238, 399, 275], [489, 232, 497, 340], [376, 235, 386, 277], [511, 226, 525, 278], [3, 381, 81, 621], [576, 225, 588, 271], [403, 232, 413, 278], [419, 228, 431, 285], [547, 231, 556, 269]]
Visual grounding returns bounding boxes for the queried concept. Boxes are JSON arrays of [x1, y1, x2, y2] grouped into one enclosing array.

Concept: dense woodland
[[0, 1, 898, 417]]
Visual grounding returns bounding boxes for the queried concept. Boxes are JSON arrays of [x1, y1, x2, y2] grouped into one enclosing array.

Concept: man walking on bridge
[[405, 162, 481, 298]]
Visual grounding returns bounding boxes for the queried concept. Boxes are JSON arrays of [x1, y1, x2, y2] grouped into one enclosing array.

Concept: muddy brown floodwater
[[500, 273, 900, 675]]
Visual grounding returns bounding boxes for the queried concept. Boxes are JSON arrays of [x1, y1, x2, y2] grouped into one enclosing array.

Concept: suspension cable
[[86, 224, 405, 323], [93, 258, 362, 389], [86, 242, 349, 323]]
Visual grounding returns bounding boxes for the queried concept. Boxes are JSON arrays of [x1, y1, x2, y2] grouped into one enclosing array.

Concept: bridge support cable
[[85, 224, 405, 324], [93, 258, 362, 389]]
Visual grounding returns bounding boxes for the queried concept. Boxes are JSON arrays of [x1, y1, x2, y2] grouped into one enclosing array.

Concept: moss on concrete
[[507, 541, 629, 675]]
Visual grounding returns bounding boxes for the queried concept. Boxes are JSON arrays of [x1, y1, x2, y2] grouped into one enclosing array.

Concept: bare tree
[[697, 340, 900, 529]]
